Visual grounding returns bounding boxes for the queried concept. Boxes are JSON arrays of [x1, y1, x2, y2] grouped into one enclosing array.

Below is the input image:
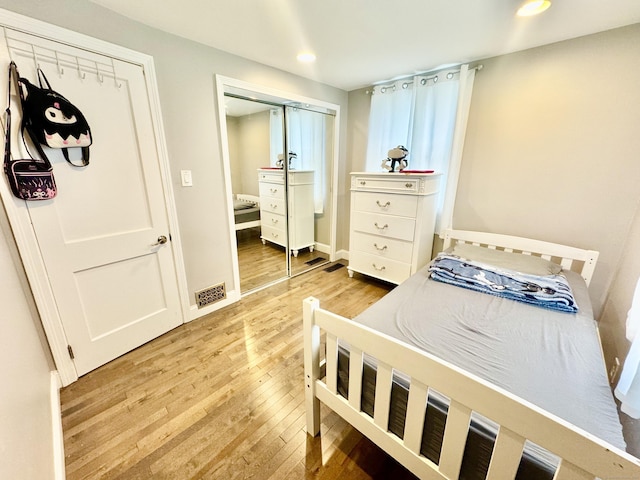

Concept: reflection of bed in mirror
[[233, 194, 261, 231]]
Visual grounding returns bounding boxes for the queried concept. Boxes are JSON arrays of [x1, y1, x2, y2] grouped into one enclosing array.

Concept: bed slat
[[326, 333, 338, 394], [373, 362, 393, 430], [303, 297, 321, 436], [438, 399, 471, 479], [348, 347, 364, 411], [554, 460, 593, 480], [560, 258, 573, 270], [403, 380, 429, 454], [485, 427, 526, 480]]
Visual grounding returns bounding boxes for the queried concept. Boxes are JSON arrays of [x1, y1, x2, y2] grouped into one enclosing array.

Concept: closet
[[217, 77, 340, 294]]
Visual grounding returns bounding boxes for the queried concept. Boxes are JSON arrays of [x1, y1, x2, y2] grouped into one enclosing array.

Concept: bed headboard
[[442, 229, 599, 286], [235, 194, 260, 206]]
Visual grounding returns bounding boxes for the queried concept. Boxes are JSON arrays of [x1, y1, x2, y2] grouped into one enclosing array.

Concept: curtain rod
[[366, 64, 483, 94]]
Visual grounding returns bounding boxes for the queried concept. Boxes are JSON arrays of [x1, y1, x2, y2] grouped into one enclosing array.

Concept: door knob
[[151, 235, 168, 246]]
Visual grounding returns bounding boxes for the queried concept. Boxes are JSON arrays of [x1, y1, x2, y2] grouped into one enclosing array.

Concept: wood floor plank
[[60, 236, 418, 479]]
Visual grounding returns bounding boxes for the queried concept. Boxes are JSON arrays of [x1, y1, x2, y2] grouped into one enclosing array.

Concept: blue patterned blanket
[[428, 253, 578, 313]]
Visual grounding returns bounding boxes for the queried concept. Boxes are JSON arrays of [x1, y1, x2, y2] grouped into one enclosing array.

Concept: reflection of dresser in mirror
[[258, 169, 315, 257]]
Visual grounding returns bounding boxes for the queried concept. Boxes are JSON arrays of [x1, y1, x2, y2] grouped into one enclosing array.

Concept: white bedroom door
[[1, 30, 184, 376]]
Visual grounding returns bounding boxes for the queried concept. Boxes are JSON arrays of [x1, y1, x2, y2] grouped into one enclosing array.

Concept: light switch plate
[[181, 170, 193, 187]]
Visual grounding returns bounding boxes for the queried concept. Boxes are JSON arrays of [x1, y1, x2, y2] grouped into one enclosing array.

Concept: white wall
[[0, 204, 58, 479], [347, 24, 640, 369]]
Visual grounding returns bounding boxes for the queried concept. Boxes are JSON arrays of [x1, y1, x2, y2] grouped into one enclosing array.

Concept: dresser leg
[[348, 268, 354, 278], [292, 249, 299, 257]]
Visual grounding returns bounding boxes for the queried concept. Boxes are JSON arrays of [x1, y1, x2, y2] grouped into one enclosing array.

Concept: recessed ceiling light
[[297, 52, 316, 63], [517, 0, 551, 16]]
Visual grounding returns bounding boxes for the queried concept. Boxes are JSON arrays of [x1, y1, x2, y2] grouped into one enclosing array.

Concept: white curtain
[[287, 108, 326, 214], [270, 107, 327, 214], [365, 64, 476, 233], [615, 275, 640, 417]]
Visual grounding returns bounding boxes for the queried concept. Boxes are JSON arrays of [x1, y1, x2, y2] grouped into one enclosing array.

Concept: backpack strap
[[36, 68, 52, 90], [4, 62, 14, 172], [61, 146, 90, 167]]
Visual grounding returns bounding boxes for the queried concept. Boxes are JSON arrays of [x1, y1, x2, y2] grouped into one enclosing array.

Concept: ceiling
[[90, 0, 640, 91]]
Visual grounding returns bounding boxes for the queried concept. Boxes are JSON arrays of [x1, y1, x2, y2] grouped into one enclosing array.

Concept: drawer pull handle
[[373, 243, 388, 251], [359, 180, 366, 186], [405, 182, 414, 188], [372, 263, 386, 271], [272, 233, 279, 238], [271, 218, 279, 224], [270, 204, 278, 209], [376, 200, 391, 208], [270, 188, 278, 194], [374, 222, 388, 230]]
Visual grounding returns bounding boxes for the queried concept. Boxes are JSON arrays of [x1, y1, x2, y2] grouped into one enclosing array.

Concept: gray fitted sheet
[[352, 265, 626, 450]]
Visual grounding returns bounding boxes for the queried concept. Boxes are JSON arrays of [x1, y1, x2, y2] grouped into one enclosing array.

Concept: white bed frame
[[304, 229, 640, 479], [234, 194, 261, 231]]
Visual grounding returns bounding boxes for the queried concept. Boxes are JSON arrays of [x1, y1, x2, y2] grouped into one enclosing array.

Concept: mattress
[[335, 265, 625, 478], [233, 198, 260, 224]]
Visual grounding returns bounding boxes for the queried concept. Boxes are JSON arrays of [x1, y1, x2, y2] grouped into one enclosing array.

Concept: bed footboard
[[303, 296, 640, 480]]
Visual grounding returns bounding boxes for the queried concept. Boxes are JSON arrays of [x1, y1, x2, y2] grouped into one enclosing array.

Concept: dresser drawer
[[258, 170, 285, 184], [259, 182, 285, 200], [261, 225, 286, 247], [351, 212, 416, 242], [350, 231, 413, 263], [351, 173, 441, 196], [349, 251, 411, 285], [353, 191, 418, 217], [261, 197, 285, 215], [261, 210, 285, 230]]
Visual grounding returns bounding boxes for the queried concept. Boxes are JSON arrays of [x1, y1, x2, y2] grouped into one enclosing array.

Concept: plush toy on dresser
[[381, 145, 408, 172]]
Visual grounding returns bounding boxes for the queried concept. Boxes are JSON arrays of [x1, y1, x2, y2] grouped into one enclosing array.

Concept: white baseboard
[[50, 371, 65, 480], [188, 289, 240, 322], [314, 242, 330, 255], [336, 249, 349, 261]]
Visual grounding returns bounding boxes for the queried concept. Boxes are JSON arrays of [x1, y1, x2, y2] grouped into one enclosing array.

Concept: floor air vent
[[195, 283, 226, 308]]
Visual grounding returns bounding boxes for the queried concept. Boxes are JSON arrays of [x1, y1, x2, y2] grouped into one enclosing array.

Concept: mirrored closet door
[[218, 77, 339, 295]]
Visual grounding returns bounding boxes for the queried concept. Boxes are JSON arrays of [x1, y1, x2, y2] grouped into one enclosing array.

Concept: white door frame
[[0, 9, 190, 386], [215, 75, 340, 295]]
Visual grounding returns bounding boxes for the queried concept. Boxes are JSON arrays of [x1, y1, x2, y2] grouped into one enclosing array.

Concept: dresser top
[[350, 171, 441, 177]]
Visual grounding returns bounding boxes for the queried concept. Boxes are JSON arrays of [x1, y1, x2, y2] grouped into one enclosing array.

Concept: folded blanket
[[428, 253, 578, 313]]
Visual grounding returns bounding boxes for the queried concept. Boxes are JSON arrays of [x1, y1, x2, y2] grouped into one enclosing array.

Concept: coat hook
[[110, 58, 122, 89], [54, 51, 64, 76], [95, 61, 104, 84], [30, 44, 40, 71], [76, 57, 86, 80]]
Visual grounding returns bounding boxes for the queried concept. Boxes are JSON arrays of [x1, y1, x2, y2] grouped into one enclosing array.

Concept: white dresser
[[348, 172, 441, 284], [258, 169, 315, 257]]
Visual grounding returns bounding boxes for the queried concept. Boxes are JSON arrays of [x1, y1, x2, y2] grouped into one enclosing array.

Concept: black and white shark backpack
[[18, 67, 92, 167]]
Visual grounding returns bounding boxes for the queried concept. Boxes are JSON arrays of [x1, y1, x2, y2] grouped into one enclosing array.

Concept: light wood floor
[[237, 227, 330, 292], [60, 262, 421, 479]]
